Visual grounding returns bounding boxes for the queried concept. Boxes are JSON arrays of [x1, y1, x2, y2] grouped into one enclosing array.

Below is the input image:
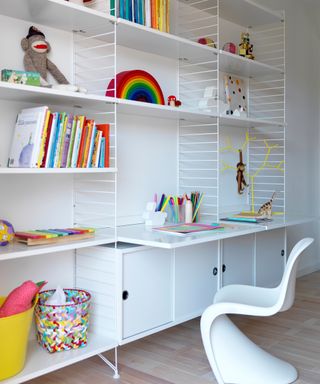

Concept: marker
[[160, 195, 171, 212]]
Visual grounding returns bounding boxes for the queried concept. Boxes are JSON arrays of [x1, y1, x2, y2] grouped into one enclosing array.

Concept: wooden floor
[[29, 271, 320, 384]]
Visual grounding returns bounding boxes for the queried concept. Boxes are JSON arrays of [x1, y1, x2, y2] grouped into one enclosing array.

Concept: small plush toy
[[0, 280, 46, 318], [236, 150, 248, 194], [21, 26, 85, 92], [168, 95, 181, 107]]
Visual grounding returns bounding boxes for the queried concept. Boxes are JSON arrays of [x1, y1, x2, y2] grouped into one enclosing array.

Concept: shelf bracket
[[98, 347, 120, 379]]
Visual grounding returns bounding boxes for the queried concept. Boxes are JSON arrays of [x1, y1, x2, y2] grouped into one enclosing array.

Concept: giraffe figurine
[[258, 192, 276, 219]]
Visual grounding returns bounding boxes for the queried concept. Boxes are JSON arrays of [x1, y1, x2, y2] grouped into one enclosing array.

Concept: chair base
[[211, 315, 298, 384]]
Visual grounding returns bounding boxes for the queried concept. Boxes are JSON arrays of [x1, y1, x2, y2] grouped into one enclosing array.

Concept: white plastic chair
[[200, 237, 314, 384]]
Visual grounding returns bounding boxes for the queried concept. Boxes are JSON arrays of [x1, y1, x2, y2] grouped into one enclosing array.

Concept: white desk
[[117, 215, 315, 249]]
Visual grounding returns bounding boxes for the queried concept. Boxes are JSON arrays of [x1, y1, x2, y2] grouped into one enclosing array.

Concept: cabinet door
[[256, 228, 285, 288], [222, 234, 254, 286], [175, 242, 218, 321], [123, 248, 173, 339]]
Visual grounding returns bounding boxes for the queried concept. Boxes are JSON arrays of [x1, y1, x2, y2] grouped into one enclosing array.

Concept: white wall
[[257, 0, 320, 274]]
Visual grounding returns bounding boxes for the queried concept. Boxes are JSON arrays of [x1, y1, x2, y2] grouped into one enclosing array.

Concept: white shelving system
[[0, 0, 286, 382], [217, 1, 285, 216], [0, 1, 119, 382]]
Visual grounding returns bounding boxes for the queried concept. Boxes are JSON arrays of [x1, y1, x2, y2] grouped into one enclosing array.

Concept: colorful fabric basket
[[35, 289, 91, 353]]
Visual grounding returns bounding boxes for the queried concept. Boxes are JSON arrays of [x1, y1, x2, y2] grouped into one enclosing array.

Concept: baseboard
[[297, 263, 320, 278]]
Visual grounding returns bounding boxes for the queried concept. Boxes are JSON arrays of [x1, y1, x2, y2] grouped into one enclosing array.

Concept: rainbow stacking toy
[[106, 69, 165, 105]]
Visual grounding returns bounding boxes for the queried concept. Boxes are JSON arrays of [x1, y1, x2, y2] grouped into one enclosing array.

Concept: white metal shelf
[[117, 18, 218, 61], [0, 82, 115, 111], [0, 229, 115, 262], [219, 50, 283, 78], [117, 98, 217, 123], [219, 0, 283, 27], [0, 82, 282, 127], [2, 333, 117, 384], [0, 0, 115, 33], [0, 168, 117, 174], [220, 115, 284, 128], [117, 98, 284, 126]]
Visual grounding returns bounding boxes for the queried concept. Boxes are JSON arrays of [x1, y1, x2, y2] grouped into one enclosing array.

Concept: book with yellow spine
[[37, 109, 51, 167]]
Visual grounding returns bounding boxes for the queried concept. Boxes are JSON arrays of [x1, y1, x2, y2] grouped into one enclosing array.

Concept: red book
[[96, 124, 110, 167]]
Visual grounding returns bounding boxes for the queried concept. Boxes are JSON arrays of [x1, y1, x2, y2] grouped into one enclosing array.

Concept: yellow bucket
[[0, 296, 36, 381]]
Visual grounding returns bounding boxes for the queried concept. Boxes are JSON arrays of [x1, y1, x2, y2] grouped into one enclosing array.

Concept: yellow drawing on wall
[[220, 132, 284, 213]]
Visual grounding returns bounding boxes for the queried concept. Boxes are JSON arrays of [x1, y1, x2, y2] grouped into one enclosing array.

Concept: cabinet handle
[[281, 249, 285, 257], [122, 290, 129, 300], [222, 264, 226, 273], [213, 267, 218, 276]]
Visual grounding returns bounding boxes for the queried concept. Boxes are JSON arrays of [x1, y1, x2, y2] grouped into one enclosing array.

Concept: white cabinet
[[222, 235, 255, 286], [256, 228, 285, 288], [175, 242, 219, 321], [122, 247, 173, 339]]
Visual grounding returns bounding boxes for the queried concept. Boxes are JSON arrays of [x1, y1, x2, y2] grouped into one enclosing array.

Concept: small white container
[[143, 211, 167, 226]]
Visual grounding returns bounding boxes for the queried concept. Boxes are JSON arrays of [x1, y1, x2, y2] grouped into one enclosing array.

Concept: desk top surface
[[117, 215, 315, 249]]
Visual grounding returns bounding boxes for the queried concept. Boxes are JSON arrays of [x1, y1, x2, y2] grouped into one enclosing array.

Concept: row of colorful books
[[8, 106, 110, 169], [115, 0, 170, 33]]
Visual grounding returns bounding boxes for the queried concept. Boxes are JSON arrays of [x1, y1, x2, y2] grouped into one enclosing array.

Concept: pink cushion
[[0, 281, 40, 318]]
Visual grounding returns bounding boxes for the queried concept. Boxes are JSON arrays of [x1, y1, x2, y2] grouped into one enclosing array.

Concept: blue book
[[141, 0, 145, 25], [99, 138, 106, 168], [119, 0, 125, 18], [134, 0, 139, 22], [87, 124, 97, 168], [127, 0, 133, 21], [221, 217, 272, 223], [48, 113, 61, 168], [137, 0, 141, 24]]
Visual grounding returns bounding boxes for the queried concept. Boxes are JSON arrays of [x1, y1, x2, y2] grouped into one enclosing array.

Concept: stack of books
[[117, 0, 170, 33], [221, 212, 272, 223], [8, 106, 110, 169]]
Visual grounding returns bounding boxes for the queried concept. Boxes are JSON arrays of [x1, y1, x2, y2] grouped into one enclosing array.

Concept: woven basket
[[35, 289, 91, 353]]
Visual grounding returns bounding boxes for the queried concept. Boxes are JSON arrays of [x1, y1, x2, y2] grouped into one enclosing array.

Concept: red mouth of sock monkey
[[34, 44, 47, 49], [31, 41, 48, 53]]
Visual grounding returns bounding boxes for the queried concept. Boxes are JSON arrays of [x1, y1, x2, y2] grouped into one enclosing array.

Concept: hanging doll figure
[[236, 149, 248, 194]]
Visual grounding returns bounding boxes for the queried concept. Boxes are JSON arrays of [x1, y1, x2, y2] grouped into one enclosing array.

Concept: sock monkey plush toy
[[21, 26, 85, 92]]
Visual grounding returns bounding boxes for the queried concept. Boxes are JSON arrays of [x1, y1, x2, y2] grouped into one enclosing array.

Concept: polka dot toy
[[223, 74, 247, 117], [0, 220, 15, 246]]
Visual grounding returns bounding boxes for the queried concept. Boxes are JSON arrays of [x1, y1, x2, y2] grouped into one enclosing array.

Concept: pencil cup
[[143, 211, 167, 226], [167, 205, 184, 224]]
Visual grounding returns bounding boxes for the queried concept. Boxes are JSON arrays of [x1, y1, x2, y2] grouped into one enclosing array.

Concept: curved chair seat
[[201, 238, 314, 384]]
